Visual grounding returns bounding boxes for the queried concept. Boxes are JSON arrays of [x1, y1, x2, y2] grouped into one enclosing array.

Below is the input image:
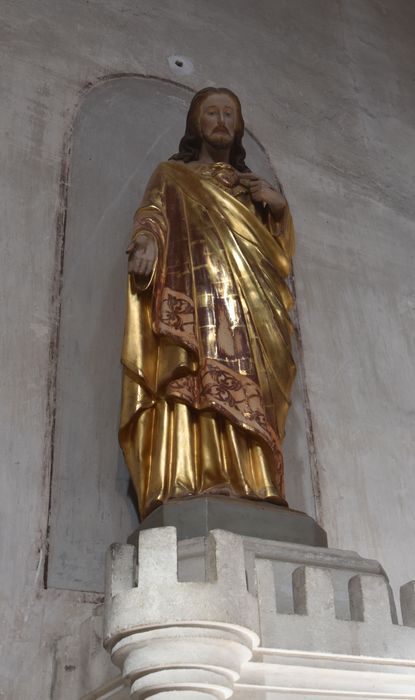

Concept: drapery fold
[[119, 161, 296, 518]]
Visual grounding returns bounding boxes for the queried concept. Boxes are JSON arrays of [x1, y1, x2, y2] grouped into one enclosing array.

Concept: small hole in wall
[[168, 55, 194, 76]]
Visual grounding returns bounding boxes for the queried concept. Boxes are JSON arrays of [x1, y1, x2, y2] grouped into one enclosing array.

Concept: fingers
[[128, 257, 152, 276], [127, 238, 156, 277], [249, 190, 263, 203], [126, 231, 157, 255], [250, 184, 266, 199], [240, 172, 258, 180], [240, 173, 270, 184], [241, 176, 272, 195], [128, 257, 139, 274], [137, 258, 152, 276], [240, 176, 260, 188]]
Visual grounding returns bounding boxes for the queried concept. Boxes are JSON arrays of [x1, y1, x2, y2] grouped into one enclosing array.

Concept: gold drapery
[[119, 161, 296, 518]]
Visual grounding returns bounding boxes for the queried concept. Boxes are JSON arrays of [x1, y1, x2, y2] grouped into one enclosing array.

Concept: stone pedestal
[[129, 495, 328, 547], [99, 527, 415, 700], [105, 528, 259, 699]]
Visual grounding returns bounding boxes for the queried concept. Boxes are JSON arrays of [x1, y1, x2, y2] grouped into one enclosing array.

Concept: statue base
[[101, 526, 415, 700], [129, 496, 328, 548]]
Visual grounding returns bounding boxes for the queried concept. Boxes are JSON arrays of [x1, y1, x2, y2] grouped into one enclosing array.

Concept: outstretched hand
[[240, 172, 286, 217], [126, 232, 157, 282]]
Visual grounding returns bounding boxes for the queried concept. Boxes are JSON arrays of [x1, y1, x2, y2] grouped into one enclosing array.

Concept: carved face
[[199, 93, 237, 149]]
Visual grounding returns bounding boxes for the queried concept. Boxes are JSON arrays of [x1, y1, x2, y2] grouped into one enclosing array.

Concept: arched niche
[[47, 76, 316, 592]]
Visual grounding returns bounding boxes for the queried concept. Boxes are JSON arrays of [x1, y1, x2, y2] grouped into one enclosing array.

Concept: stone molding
[[99, 527, 415, 700]]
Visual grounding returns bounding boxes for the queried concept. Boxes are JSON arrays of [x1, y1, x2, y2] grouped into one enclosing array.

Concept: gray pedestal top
[[129, 496, 328, 548]]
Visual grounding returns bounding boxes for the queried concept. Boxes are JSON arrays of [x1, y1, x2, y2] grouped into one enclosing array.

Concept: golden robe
[[119, 161, 296, 518]]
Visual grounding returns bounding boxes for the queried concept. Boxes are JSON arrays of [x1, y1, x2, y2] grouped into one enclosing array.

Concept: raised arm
[[239, 172, 286, 220]]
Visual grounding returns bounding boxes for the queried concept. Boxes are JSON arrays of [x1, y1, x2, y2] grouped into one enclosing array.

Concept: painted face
[[199, 93, 237, 149]]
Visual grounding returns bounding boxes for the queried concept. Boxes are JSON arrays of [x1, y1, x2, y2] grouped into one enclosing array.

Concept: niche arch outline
[[44, 74, 320, 594]]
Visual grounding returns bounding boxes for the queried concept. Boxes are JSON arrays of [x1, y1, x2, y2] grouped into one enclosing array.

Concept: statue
[[119, 87, 296, 519]]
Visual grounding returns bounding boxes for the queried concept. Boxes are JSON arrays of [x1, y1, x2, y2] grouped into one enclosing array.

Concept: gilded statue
[[119, 87, 296, 519]]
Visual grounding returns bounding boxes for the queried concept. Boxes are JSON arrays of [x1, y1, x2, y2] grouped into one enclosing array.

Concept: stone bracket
[[103, 527, 415, 699]]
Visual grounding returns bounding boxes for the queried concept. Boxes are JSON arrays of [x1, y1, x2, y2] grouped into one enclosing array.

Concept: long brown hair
[[170, 87, 249, 172]]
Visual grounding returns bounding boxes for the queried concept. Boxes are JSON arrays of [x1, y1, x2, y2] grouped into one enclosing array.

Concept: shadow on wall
[[46, 75, 316, 593]]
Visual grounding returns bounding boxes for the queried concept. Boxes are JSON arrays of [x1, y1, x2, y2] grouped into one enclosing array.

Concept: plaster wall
[[1, 1, 414, 698]]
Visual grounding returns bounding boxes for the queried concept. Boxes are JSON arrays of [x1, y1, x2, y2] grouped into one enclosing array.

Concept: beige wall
[[1, 1, 414, 697]]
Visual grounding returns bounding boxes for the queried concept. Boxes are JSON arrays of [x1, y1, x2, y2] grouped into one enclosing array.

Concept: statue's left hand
[[240, 173, 286, 217]]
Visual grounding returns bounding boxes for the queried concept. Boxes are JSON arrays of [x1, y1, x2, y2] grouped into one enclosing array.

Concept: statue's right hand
[[126, 232, 158, 280]]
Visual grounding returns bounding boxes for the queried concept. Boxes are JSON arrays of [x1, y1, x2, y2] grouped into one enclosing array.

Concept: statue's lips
[[212, 127, 229, 134]]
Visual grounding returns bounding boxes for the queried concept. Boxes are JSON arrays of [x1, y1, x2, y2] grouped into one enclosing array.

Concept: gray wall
[[1, 1, 414, 697]]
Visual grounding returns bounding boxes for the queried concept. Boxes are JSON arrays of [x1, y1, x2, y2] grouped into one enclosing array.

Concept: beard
[[202, 130, 234, 149]]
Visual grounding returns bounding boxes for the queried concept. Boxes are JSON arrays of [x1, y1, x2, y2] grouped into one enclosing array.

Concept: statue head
[[170, 87, 249, 171]]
